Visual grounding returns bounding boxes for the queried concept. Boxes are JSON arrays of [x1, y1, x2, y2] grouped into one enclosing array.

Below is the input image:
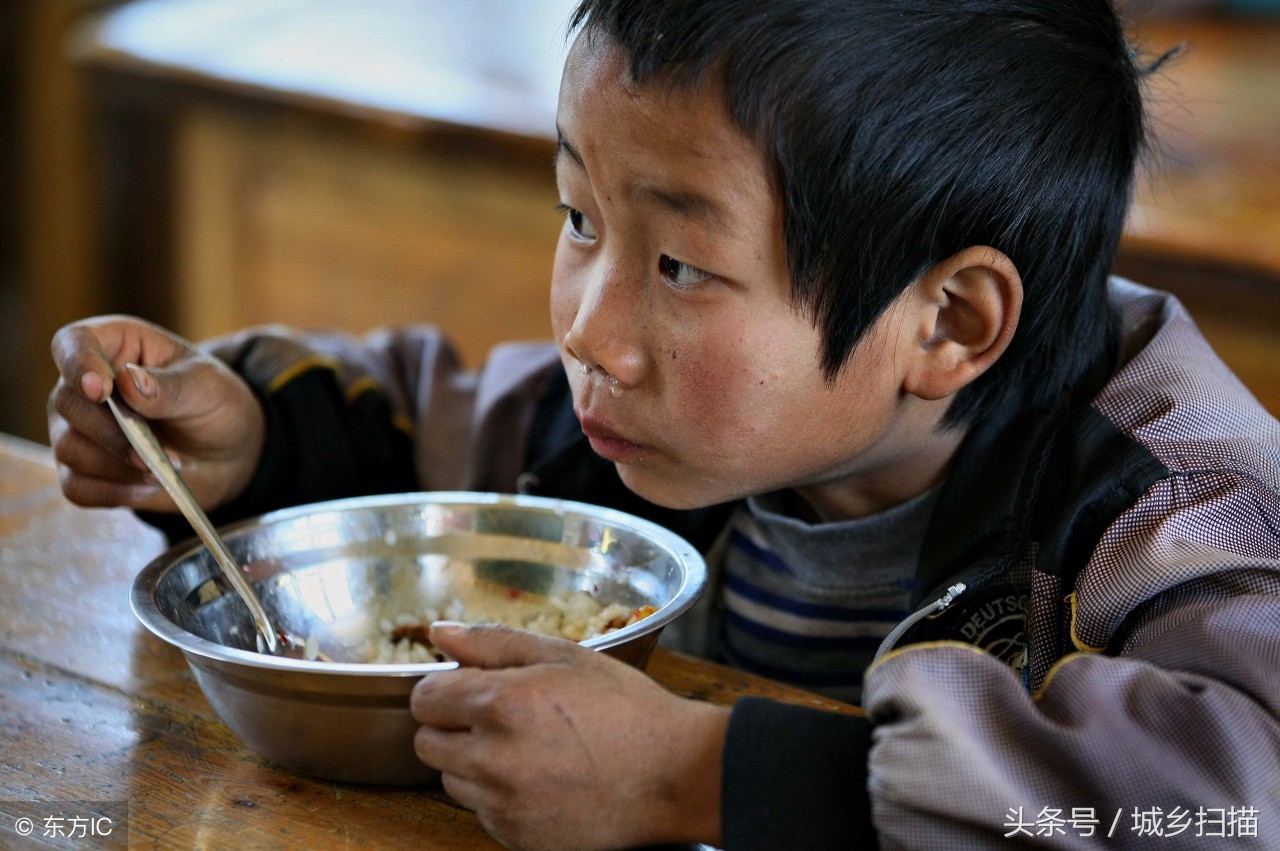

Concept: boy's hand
[[411, 624, 728, 851], [48, 315, 265, 514]]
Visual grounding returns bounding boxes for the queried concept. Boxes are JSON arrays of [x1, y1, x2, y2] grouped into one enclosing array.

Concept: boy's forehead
[[557, 32, 770, 181], [561, 32, 638, 107]]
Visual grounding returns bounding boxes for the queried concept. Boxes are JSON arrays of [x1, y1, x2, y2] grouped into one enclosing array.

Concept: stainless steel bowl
[[131, 491, 707, 785]]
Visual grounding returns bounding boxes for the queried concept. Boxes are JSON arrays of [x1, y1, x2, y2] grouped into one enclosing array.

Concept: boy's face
[[551, 33, 950, 517]]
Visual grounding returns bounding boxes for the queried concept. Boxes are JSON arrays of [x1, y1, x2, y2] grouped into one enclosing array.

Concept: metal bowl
[[131, 491, 707, 785]]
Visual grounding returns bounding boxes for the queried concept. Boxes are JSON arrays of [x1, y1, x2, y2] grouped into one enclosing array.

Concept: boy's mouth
[[577, 414, 647, 462]]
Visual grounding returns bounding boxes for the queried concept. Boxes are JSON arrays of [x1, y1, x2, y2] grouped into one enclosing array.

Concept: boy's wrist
[[650, 699, 730, 848]]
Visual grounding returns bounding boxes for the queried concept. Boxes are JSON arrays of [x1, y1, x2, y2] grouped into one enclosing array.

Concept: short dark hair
[[570, 0, 1157, 424]]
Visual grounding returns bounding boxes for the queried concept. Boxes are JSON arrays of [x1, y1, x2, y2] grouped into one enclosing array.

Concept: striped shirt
[[714, 487, 939, 704]]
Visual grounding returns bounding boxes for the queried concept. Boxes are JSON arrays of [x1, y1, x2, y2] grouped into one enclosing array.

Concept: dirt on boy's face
[[550, 32, 954, 519]]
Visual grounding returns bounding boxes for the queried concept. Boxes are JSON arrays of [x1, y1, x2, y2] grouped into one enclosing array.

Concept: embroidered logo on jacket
[[955, 592, 1028, 667]]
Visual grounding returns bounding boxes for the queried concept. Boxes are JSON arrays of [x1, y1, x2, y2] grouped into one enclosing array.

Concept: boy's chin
[[615, 466, 737, 511]]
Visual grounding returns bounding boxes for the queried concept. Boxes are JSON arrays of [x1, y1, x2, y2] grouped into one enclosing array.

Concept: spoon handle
[[106, 394, 281, 654]]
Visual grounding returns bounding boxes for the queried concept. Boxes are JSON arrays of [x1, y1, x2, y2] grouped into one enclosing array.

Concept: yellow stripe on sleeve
[[391, 413, 416, 437], [265, 355, 341, 395], [344, 375, 383, 403]]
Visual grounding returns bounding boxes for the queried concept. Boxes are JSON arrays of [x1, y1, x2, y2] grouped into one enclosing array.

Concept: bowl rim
[[130, 490, 707, 675]]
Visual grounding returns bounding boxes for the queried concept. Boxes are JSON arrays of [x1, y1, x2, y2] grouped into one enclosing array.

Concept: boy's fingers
[[56, 468, 163, 510], [50, 324, 117, 403], [49, 382, 134, 460], [113, 361, 192, 421], [50, 424, 146, 481], [51, 316, 195, 406], [114, 359, 233, 424], [79, 371, 108, 405], [411, 667, 493, 729], [409, 627, 583, 730], [113, 362, 162, 415], [438, 773, 489, 817], [427, 622, 578, 670], [412, 725, 474, 774]]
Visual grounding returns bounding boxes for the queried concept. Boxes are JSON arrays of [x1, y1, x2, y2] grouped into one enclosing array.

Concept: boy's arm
[[858, 475, 1280, 847], [863, 592, 1280, 845], [140, 324, 561, 540]]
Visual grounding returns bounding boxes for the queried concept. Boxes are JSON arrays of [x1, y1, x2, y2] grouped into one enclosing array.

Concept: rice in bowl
[[355, 580, 656, 664]]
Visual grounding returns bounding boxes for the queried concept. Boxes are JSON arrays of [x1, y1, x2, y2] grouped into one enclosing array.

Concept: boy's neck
[[789, 425, 967, 522]]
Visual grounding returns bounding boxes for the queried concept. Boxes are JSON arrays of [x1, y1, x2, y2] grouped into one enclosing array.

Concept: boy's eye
[[659, 255, 714, 289], [556, 204, 597, 240]]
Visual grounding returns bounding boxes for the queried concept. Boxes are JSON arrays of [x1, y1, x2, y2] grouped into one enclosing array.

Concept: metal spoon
[[106, 393, 311, 659]]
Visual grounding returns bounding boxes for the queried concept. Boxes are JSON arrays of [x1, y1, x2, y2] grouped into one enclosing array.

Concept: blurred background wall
[[0, 2, 18, 434], [2, 0, 1279, 449], [4, 0, 130, 444], [2, 0, 577, 445]]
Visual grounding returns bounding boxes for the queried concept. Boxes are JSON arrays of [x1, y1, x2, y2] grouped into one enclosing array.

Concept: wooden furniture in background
[[1118, 16, 1280, 413], [76, 0, 576, 367], [0, 432, 856, 848], [172, 106, 561, 363], [4, 0, 126, 444]]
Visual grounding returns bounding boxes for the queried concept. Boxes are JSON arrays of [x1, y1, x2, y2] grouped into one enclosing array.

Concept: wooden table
[[0, 433, 854, 849]]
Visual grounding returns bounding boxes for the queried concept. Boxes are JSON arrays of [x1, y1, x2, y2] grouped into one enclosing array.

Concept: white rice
[[365, 589, 644, 664]]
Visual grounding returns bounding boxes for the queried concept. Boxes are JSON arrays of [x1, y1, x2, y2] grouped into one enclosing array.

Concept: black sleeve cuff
[[722, 697, 876, 850]]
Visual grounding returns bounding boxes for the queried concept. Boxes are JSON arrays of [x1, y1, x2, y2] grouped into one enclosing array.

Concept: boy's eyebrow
[[635, 183, 728, 233], [557, 126, 730, 234], [557, 130, 585, 169]]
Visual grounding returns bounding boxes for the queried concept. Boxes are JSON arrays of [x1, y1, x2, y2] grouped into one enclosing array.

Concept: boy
[[47, 0, 1280, 848]]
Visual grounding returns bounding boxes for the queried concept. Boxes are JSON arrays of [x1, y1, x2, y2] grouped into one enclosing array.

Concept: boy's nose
[[561, 266, 646, 389]]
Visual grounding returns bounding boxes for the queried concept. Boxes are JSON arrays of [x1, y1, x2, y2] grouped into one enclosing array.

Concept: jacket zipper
[[873, 582, 968, 663]]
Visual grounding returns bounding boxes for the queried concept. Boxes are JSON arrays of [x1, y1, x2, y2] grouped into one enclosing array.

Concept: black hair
[[569, 0, 1161, 424]]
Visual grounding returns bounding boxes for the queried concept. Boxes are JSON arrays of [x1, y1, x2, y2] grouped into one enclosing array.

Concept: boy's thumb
[[116, 361, 196, 420], [428, 622, 577, 670]]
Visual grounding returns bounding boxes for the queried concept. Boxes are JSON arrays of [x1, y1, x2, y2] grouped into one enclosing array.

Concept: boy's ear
[[900, 246, 1022, 401]]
